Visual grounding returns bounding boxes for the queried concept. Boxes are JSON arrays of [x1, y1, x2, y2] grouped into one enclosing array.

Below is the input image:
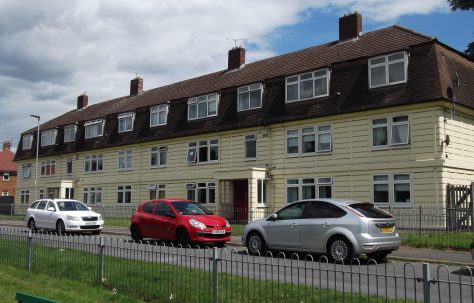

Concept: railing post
[[98, 237, 105, 285], [418, 205, 422, 236], [212, 247, 219, 303], [422, 263, 431, 303], [470, 182, 474, 232], [26, 229, 32, 272]]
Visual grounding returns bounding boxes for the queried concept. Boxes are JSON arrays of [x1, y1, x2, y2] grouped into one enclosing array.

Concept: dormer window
[[188, 93, 218, 120], [41, 129, 57, 147], [238, 83, 262, 111], [369, 52, 407, 88], [64, 125, 77, 143], [23, 134, 33, 150], [286, 69, 330, 103], [118, 112, 134, 133], [150, 104, 168, 127], [84, 119, 104, 139]]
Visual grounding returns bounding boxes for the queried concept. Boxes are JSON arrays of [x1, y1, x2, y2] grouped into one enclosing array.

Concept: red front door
[[233, 180, 248, 222]]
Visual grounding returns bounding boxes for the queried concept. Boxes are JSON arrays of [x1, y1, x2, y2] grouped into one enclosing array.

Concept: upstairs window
[[286, 69, 330, 103], [238, 83, 262, 111], [41, 129, 57, 147], [372, 115, 410, 148], [118, 112, 134, 133], [23, 134, 33, 150], [244, 134, 256, 160], [40, 160, 56, 176], [118, 150, 133, 170], [369, 52, 407, 88], [151, 145, 168, 167], [66, 159, 73, 175], [286, 125, 332, 156], [84, 154, 103, 173], [150, 104, 168, 127], [187, 139, 219, 164], [188, 93, 218, 120], [3, 173, 9, 181], [64, 125, 77, 143], [22, 164, 31, 178], [85, 119, 104, 139]]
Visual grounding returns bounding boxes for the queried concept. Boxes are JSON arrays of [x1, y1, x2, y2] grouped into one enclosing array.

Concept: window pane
[[315, 77, 328, 96], [238, 92, 250, 111], [389, 61, 405, 83], [287, 137, 299, 154], [371, 65, 386, 86], [394, 183, 410, 203], [374, 184, 389, 203], [318, 133, 331, 152], [287, 83, 298, 101], [300, 80, 313, 99], [391, 124, 409, 144], [245, 139, 256, 159], [373, 127, 388, 146], [388, 53, 404, 61], [249, 90, 261, 108], [210, 145, 218, 161], [208, 100, 217, 115], [318, 185, 332, 198], [287, 187, 299, 203], [199, 146, 208, 162], [302, 134, 315, 153], [198, 102, 207, 118], [374, 175, 389, 182], [394, 174, 410, 181], [189, 104, 197, 119], [302, 185, 315, 199]]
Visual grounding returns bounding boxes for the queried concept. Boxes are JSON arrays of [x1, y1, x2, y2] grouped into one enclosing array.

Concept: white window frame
[[195, 182, 215, 204], [22, 164, 31, 178], [257, 179, 267, 205], [238, 83, 263, 111], [286, 125, 332, 156], [66, 158, 73, 175], [286, 68, 330, 103], [244, 134, 256, 160], [150, 104, 169, 127], [151, 145, 168, 167], [118, 150, 133, 171], [41, 129, 57, 147], [371, 114, 410, 149], [286, 177, 333, 203], [187, 139, 219, 164], [117, 185, 132, 204], [369, 51, 408, 88], [64, 125, 77, 143], [187, 93, 219, 120], [84, 187, 102, 205], [84, 119, 104, 139], [23, 134, 33, 150], [149, 184, 166, 199], [2, 192, 8, 196], [40, 160, 56, 176], [20, 190, 30, 204], [118, 112, 135, 133], [84, 154, 104, 173], [372, 173, 412, 206], [3, 173, 9, 181]]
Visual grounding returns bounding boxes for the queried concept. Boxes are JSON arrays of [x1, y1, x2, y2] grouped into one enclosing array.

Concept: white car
[[25, 199, 104, 235]]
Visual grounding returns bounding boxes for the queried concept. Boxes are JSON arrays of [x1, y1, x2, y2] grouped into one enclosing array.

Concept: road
[[0, 226, 472, 303]]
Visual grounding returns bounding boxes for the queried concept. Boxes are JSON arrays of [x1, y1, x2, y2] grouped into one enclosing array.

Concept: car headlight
[[98, 215, 103, 221], [225, 219, 230, 227], [66, 215, 81, 221], [189, 219, 206, 230]]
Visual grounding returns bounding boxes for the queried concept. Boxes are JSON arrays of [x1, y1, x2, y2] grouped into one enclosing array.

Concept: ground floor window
[[39, 189, 44, 199], [286, 177, 333, 203], [372, 173, 411, 205], [186, 182, 215, 203], [149, 184, 166, 199], [257, 179, 267, 205], [21, 190, 29, 204], [117, 185, 132, 204], [65, 188, 74, 199], [84, 187, 102, 205]]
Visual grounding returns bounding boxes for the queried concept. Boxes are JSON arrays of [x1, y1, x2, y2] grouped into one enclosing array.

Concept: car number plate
[[85, 221, 97, 225], [212, 230, 225, 235], [381, 227, 393, 233]]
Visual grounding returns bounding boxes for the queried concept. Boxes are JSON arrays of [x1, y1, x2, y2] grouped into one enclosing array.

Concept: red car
[[130, 198, 231, 247]]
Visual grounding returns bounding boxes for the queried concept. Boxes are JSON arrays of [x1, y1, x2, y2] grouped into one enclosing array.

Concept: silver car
[[242, 199, 400, 263]]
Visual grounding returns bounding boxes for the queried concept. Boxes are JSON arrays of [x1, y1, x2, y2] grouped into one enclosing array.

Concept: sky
[[0, 0, 472, 152]]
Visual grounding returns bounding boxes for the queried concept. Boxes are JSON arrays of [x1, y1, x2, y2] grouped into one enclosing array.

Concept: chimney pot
[[228, 47, 245, 70], [130, 77, 144, 95], [339, 12, 362, 41], [77, 93, 88, 110], [2, 141, 11, 151]]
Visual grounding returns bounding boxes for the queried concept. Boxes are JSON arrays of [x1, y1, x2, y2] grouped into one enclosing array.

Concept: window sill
[[369, 81, 406, 89], [244, 158, 256, 162], [118, 168, 133, 172], [371, 144, 410, 151], [150, 165, 167, 169], [84, 171, 103, 174]]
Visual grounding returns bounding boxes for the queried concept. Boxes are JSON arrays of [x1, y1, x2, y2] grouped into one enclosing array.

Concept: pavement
[[2, 220, 473, 266]]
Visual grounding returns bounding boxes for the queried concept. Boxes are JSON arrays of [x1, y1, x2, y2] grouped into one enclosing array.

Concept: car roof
[[295, 198, 365, 207], [141, 198, 192, 204], [35, 199, 82, 203]]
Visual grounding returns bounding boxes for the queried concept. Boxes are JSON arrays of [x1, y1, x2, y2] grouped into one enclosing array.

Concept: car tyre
[[176, 229, 191, 247], [27, 218, 37, 232], [366, 251, 389, 263], [246, 232, 267, 255], [327, 236, 354, 264], [130, 225, 143, 242], [56, 220, 66, 235]]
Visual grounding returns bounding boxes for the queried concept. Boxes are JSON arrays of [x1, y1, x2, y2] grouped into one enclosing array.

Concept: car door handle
[[290, 223, 298, 227], [322, 222, 331, 227]]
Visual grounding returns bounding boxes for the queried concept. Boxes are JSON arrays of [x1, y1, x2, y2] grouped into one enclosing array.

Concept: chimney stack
[[2, 141, 11, 151], [77, 93, 88, 110], [339, 12, 362, 41], [228, 47, 245, 70], [130, 77, 143, 96]]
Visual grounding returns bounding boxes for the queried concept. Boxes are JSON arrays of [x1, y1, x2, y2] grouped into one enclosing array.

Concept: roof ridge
[[392, 25, 435, 42]]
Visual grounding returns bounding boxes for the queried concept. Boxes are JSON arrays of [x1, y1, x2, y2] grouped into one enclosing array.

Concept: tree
[[447, 0, 474, 58]]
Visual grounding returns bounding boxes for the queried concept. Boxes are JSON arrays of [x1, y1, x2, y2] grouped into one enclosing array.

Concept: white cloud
[[0, 0, 449, 149]]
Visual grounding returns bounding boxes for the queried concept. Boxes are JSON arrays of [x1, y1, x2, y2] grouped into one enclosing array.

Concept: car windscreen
[[57, 201, 89, 211], [171, 201, 212, 215], [349, 203, 393, 218]]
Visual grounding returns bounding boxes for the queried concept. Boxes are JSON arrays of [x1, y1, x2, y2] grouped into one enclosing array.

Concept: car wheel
[[27, 218, 37, 232], [56, 220, 66, 235], [246, 232, 267, 255], [215, 241, 226, 248], [130, 225, 143, 242], [176, 229, 191, 247], [367, 251, 389, 263], [327, 236, 354, 264]]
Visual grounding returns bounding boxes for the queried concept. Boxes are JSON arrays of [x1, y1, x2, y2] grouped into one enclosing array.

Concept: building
[[0, 141, 17, 200], [14, 13, 474, 219]]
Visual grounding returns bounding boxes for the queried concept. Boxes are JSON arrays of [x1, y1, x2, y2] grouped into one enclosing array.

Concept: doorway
[[233, 180, 248, 222]]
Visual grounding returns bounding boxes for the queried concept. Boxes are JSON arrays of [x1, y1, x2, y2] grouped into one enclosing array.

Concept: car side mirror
[[267, 213, 278, 221], [47, 207, 55, 212], [165, 212, 175, 219], [88, 207, 92, 211]]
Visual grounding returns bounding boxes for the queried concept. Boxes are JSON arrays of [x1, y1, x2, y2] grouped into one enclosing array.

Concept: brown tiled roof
[[0, 149, 16, 172], [15, 25, 474, 161]]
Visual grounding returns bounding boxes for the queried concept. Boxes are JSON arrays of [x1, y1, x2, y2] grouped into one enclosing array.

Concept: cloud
[[0, 0, 449, 150]]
